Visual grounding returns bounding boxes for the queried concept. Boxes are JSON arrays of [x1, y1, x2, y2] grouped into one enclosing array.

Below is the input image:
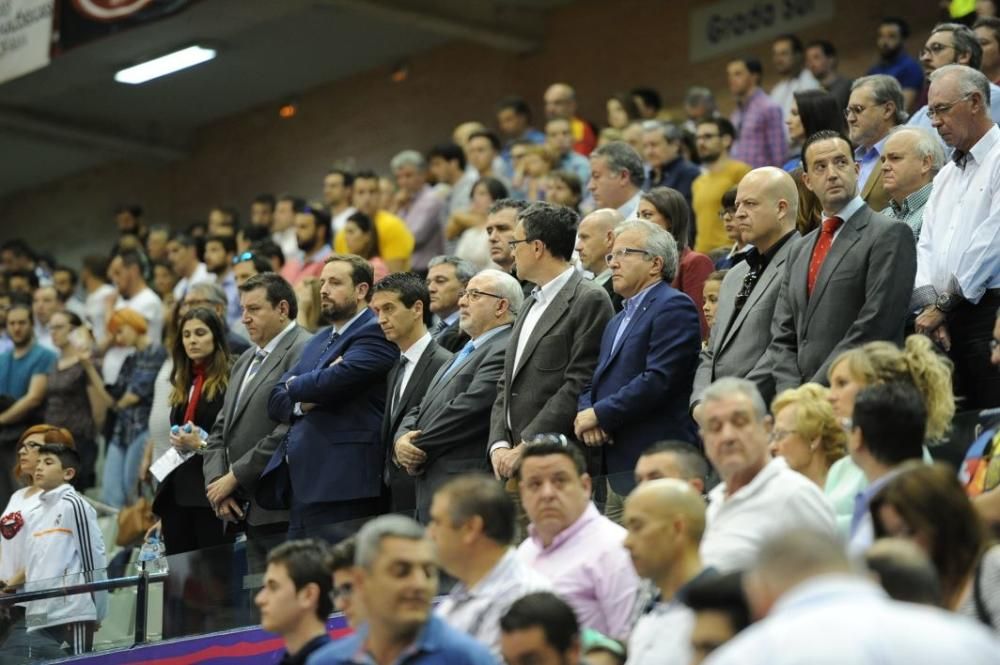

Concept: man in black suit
[[395, 268, 523, 522], [370, 272, 452, 513], [575, 208, 624, 312], [426, 255, 474, 352]]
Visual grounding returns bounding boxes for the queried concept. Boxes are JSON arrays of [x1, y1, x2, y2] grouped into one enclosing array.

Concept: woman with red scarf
[[152, 308, 234, 556]]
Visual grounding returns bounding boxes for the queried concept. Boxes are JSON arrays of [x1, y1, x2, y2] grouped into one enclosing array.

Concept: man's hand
[[915, 305, 946, 335], [580, 427, 610, 447], [206, 471, 239, 507], [394, 431, 427, 468], [491, 445, 523, 479], [216, 497, 245, 523], [573, 408, 599, 438], [299, 402, 317, 413]]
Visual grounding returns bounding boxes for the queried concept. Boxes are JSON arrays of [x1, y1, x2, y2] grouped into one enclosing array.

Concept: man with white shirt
[[704, 529, 1000, 665], [770, 34, 820, 123], [588, 142, 644, 220], [104, 250, 163, 383], [488, 202, 612, 479], [429, 474, 549, 658], [624, 479, 714, 665], [80, 255, 116, 346], [322, 169, 356, 236], [912, 64, 1000, 410], [167, 232, 212, 302], [698, 378, 838, 572], [272, 195, 305, 265]]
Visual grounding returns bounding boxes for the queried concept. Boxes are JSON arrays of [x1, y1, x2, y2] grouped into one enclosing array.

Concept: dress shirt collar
[[622, 280, 660, 315], [259, 320, 297, 356], [471, 323, 511, 348], [855, 135, 888, 162], [531, 266, 576, 306], [822, 195, 865, 223], [401, 332, 433, 365], [745, 230, 796, 271], [351, 616, 444, 663], [333, 307, 369, 336], [961, 123, 1000, 169], [708, 456, 787, 506], [889, 181, 933, 217], [442, 310, 460, 326], [448, 548, 519, 602], [527, 502, 600, 552], [617, 191, 642, 219]]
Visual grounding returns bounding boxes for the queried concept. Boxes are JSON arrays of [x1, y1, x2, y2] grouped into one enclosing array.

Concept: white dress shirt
[[914, 124, 1000, 306], [700, 457, 839, 572], [512, 266, 576, 376], [238, 320, 297, 398], [396, 332, 433, 399], [617, 191, 642, 220]]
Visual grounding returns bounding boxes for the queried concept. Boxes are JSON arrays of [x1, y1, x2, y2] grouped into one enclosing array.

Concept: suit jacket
[[860, 164, 890, 213], [692, 233, 799, 407], [600, 276, 624, 312], [489, 271, 613, 454], [382, 339, 452, 510], [434, 319, 470, 353], [398, 326, 511, 521], [769, 204, 916, 392], [579, 282, 700, 493], [262, 309, 397, 506], [202, 325, 311, 526]]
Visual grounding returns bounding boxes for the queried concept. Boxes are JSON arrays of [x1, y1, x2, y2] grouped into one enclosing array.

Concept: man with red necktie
[[768, 130, 916, 392]]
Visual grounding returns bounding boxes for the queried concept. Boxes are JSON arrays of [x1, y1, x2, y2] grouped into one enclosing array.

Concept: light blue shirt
[[855, 136, 888, 195], [610, 281, 659, 354]]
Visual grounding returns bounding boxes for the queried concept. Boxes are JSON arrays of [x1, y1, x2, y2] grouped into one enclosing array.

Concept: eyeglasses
[[507, 238, 531, 251], [605, 248, 652, 265], [17, 442, 42, 453], [458, 288, 504, 302], [232, 251, 256, 265], [843, 102, 887, 119], [331, 582, 353, 601], [920, 42, 955, 58], [717, 208, 736, 220], [927, 93, 973, 119], [768, 429, 800, 443], [990, 338, 1000, 352]]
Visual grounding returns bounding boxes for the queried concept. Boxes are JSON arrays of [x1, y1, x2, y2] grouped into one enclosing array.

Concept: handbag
[[116, 484, 156, 547]]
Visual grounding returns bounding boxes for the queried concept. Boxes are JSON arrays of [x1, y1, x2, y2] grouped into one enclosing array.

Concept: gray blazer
[[692, 233, 799, 407], [488, 270, 613, 452], [769, 204, 916, 392], [397, 326, 512, 522], [202, 324, 311, 526]]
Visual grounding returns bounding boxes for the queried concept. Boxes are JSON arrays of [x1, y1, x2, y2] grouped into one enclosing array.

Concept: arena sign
[[690, 0, 835, 62], [70, 0, 154, 21]]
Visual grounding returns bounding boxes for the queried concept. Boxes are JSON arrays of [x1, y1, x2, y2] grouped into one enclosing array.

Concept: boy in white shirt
[[23, 444, 106, 657]]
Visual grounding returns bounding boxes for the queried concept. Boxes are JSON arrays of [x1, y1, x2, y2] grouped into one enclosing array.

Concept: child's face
[[34, 454, 73, 490], [703, 279, 722, 329]]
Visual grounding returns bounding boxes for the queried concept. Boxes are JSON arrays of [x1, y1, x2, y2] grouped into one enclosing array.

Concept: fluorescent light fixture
[[115, 45, 216, 85]]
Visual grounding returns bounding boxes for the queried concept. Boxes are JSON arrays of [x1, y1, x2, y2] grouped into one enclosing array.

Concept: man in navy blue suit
[[264, 254, 397, 538], [576, 219, 701, 519]]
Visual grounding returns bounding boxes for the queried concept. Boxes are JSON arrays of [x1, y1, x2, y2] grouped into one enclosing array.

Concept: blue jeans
[[101, 430, 147, 508]]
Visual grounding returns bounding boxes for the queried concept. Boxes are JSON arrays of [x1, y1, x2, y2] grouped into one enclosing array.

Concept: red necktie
[[807, 216, 843, 296]]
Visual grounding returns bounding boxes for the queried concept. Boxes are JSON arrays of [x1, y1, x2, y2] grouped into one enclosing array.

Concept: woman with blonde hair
[[769, 383, 846, 488], [824, 335, 954, 531]]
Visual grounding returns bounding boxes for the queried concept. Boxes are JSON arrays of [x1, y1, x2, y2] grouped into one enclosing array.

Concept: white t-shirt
[[85, 284, 117, 346], [103, 287, 164, 384]]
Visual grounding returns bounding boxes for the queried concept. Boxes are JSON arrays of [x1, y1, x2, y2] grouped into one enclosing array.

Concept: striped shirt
[[881, 181, 933, 241]]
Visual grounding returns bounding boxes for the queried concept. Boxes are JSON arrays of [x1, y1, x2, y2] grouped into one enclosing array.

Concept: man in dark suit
[[769, 130, 916, 392], [370, 272, 452, 513], [427, 255, 474, 352], [395, 268, 523, 522], [692, 167, 801, 412], [203, 273, 312, 568], [575, 208, 624, 312], [576, 219, 701, 512], [263, 254, 397, 538], [489, 202, 613, 479]]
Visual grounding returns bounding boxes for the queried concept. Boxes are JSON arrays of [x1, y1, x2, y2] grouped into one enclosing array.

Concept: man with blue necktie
[[261, 254, 397, 538]]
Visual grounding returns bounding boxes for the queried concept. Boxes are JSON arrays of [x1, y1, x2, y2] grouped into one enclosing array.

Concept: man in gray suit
[[395, 269, 523, 522], [203, 273, 311, 568], [488, 202, 613, 479], [769, 130, 916, 392], [692, 167, 801, 413], [371, 272, 452, 513]]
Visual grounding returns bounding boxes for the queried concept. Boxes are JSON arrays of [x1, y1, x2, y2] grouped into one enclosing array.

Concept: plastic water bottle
[[138, 535, 168, 574]]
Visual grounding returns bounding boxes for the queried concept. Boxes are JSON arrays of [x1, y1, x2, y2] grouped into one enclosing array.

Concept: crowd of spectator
[[0, 9, 999, 663]]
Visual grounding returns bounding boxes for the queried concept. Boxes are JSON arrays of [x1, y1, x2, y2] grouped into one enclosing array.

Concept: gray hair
[[684, 86, 716, 110], [931, 22, 983, 70], [477, 268, 524, 316], [700, 377, 767, 420], [885, 126, 947, 173], [186, 281, 227, 307], [390, 149, 426, 172], [613, 218, 679, 282], [593, 141, 645, 188], [427, 255, 476, 285], [930, 63, 991, 107], [851, 75, 908, 125], [640, 120, 682, 144], [354, 514, 425, 570]]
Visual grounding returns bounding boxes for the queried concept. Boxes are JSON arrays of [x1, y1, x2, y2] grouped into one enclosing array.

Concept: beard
[[321, 298, 356, 322]]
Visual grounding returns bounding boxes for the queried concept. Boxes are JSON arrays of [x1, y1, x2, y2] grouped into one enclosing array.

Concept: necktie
[[390, 356, 409, 416], [953, 150, 969, 169], [317, 330, 340, 366], [236, 349, 268, 407], [806, 216, 843, 296], [442, 340, 476, 379], [734, 251, 763, 315], [432, 319, 449, 336]]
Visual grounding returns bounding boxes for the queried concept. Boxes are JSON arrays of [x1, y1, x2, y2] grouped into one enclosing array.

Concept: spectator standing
[[879, 126, 945, 240], [204, 234, 241, 329], [333, 171, 415, 274], [805, 40, 853, 111], [496, 96, 546, 169], [575, 208, 623, 311], [168, 233, 212, 303], [845, 75, 907, 214], [974, 16, 1000, 84], [589, 142, 644, 219], [322, 169, 356, 236], [728, 57, 787, 168], [546, 117, 592, 186], [868, 17, 926, 112], [280, 205, 333, 288], [642, 122, 701, 207], [428, 143, 477, 220], [769, 34, 821, 123], [342, 211, 389, 283], [544, 82, 597, 156], [391, 151, 446, 276], [692, 120, 752, 254], [426, 255, 474, 353], [80, 255, 116, 346], [181, 282, 251, 356], [272, 195, 306, 265]]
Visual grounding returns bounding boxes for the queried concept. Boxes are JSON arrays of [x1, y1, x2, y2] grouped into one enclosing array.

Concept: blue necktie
[[317, 331, 340, 366], [442, 340, 476, 379]]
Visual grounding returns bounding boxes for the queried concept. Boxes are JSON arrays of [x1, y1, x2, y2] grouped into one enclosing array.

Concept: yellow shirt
[[692, 159, 752, 254], [334, 210, 414, 270]]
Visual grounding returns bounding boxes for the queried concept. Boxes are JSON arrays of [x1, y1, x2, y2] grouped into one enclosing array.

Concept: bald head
[[734, 167, 799, 253], [545, 82, 577, 120], [624, 479, 707, 585], [453, 121, 487, 148], [626, 478, 706, 544], [576, 208, 623, 274]]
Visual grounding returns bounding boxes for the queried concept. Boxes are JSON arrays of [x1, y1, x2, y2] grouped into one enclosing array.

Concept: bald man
[[575, 208, 624, 311], [543, 82, 596, 155], [692, 167, 800, 416], [624, 479, 713, 665]]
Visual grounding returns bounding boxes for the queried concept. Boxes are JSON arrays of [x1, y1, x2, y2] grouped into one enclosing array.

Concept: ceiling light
[[115, 46, 216, 85]]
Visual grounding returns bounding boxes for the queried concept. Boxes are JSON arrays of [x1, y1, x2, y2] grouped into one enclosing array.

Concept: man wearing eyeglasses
[[845, 75, 907, 213], [576, 219, 701, 512], [912, 64, 1000, 410], [396, 269, 521, 523], [908, 22, 1000, 133]]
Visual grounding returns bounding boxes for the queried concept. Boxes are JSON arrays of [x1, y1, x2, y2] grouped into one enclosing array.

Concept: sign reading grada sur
[[689, 0, 834, 62]]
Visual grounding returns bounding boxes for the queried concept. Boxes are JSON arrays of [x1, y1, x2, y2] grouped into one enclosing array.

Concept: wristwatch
[[934, 292, 964, 314]]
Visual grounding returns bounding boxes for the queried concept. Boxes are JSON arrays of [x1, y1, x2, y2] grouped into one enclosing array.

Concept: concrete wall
[[0, 0, 941, 263]]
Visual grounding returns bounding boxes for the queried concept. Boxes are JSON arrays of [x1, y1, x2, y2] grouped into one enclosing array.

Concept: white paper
[[150, 447, 195, 482]]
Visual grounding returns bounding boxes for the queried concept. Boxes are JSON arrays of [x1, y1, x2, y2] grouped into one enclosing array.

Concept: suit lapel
[[231, 327, 299, 424], [512, 273, 578, 379], [395, 344, 436, 417], [720, 242, 791, 351], [223, 351, 252, 438], [715, 262, 749, 352], [805, 209, 868, 324], [594, 283, 662, 381]]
